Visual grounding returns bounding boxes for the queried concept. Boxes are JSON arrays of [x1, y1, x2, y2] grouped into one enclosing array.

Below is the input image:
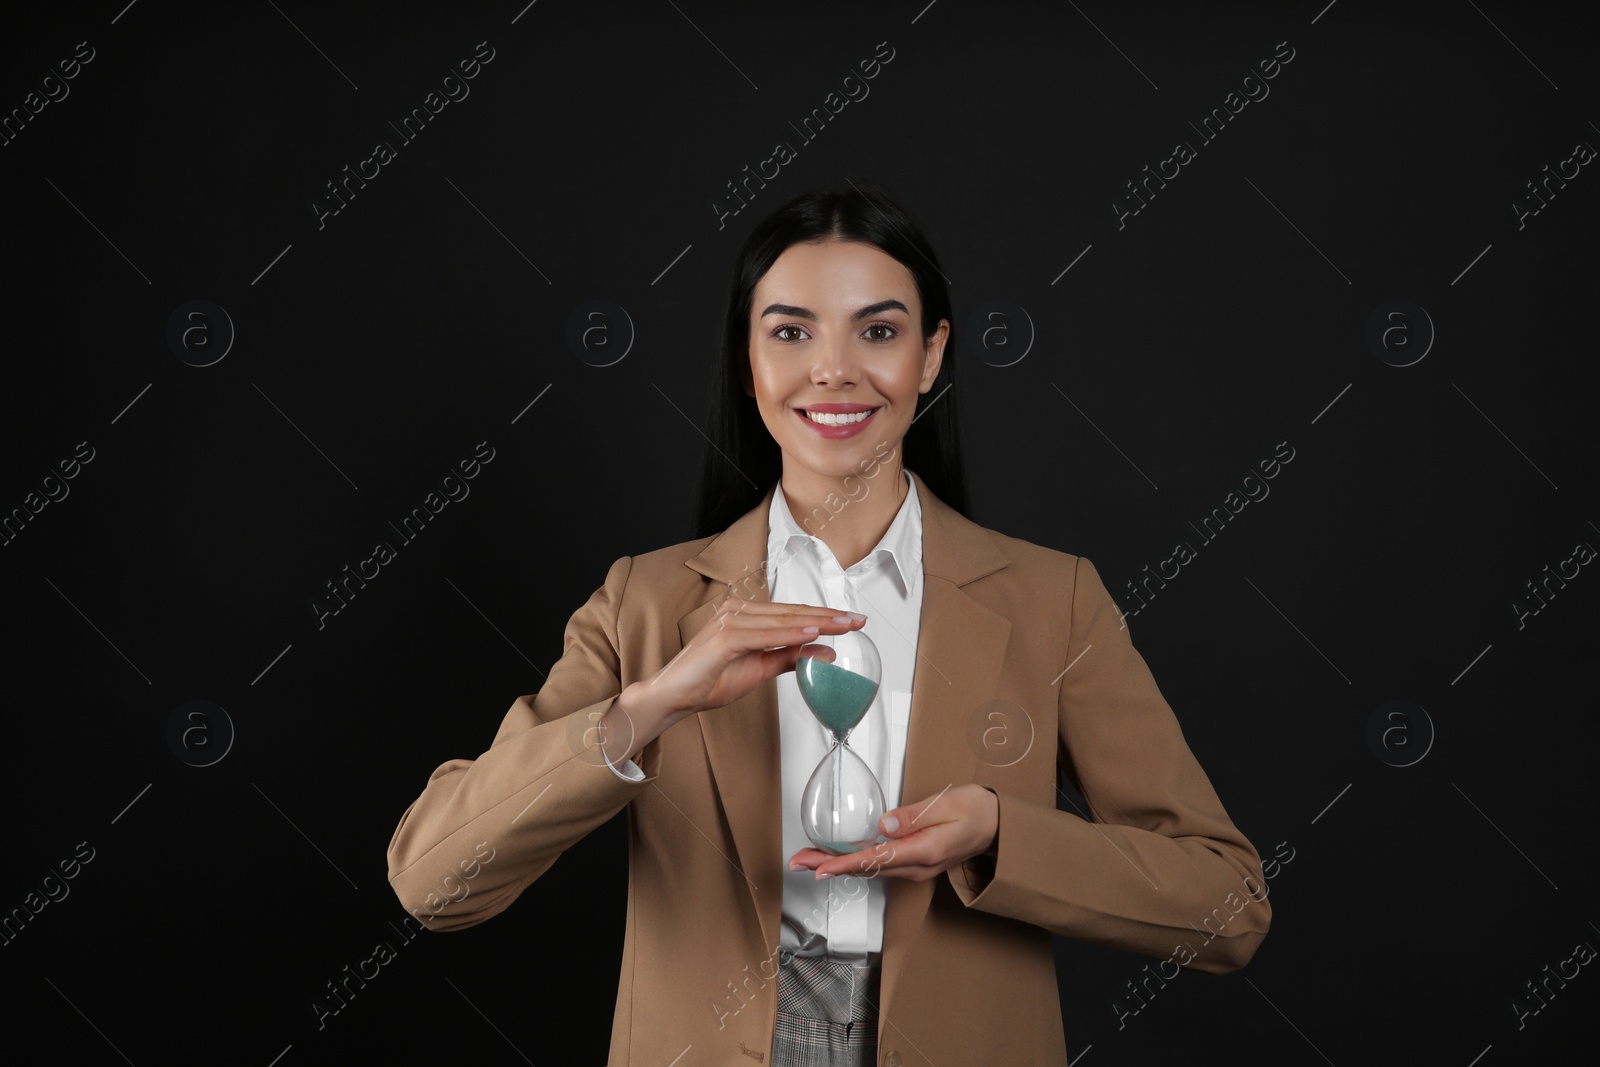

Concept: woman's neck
[[780, 462, 909, 570]]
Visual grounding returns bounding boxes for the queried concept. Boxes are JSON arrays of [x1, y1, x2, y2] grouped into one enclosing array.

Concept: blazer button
[[883, 1052, 903, 1067]]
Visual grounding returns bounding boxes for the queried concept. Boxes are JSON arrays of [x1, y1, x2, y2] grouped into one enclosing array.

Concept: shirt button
[[883, 1052, 903, 1066]]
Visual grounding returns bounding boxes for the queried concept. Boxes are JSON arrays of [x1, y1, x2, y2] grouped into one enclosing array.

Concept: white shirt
[[604, 468, 923, 963]]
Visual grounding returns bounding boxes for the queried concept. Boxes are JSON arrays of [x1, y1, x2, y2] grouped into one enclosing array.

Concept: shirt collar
[[767, 468, 922, 599]]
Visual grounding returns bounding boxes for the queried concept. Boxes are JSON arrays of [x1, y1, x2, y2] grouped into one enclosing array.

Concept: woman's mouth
[[796, 406, 881, 439]]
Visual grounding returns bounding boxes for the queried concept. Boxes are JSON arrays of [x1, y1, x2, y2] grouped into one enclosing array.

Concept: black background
[[2, 1, 1596, 1064]]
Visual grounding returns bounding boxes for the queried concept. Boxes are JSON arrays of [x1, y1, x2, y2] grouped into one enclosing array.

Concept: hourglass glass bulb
[[795, 629, 882, 738], [800, 739, 887, 855]]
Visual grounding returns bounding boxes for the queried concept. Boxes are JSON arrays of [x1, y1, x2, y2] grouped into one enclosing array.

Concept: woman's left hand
[[787, 784, 1000, 882]]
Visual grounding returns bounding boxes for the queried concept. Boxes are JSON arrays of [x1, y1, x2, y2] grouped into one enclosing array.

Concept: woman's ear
[[921, 319, 949, 391]]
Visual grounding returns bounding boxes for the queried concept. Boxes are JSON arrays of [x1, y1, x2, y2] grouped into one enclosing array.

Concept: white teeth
[[805, 409, 875, 426]]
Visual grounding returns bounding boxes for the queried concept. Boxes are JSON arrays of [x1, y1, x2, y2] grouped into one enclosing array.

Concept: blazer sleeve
[[386, 554, 663, 931], [945, 556, 1270, 974]]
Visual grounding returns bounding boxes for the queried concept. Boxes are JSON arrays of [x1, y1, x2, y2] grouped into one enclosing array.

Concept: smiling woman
[[696, 183, 965, 550], [387, 183, 1271, 1067], [739, 238, 949, 569]]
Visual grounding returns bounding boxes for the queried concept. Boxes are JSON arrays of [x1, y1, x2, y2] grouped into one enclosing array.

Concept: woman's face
[[743, 238, 947, 483]]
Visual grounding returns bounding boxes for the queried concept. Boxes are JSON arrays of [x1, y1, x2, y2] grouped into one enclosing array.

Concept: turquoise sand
[[796, 657, 878, 735]]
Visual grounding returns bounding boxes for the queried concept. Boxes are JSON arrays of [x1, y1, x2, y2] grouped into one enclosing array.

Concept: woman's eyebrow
[[759, 298, 910, 321]]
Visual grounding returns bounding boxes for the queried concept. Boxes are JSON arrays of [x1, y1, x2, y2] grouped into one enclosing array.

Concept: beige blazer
[[387, 470, 1270, 1065]]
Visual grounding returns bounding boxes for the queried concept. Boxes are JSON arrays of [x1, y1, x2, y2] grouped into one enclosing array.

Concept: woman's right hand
[[622, 597, 866, 726]]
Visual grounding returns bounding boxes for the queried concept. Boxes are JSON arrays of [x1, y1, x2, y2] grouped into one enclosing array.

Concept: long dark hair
[[693, 182, 970, 540]]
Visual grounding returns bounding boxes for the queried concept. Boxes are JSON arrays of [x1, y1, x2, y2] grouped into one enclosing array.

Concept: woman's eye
[[774, 325, 808, 342], [864, 324, 897, 342]]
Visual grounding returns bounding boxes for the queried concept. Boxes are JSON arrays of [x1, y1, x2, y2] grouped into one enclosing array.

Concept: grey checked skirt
[[771, 951, 881, 1067]]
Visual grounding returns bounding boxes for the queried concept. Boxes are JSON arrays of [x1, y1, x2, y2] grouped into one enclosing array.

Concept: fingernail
[[788, 862, 805, 871], [881, 815, 899, 834], [846, 611, 867, 622], [831, 615, 853, 624], [802, 625, 819, 634], [815, 871, 832, 880]]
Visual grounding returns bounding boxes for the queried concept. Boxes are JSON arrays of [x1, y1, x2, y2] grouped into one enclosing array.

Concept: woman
[[387, 184, 1271, 1066]]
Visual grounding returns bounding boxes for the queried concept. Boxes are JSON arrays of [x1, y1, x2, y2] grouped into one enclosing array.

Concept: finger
[[813, 840, 909, 879], [793, 840, 889, 876], [818, 849, 945, 882], [712, 611, 865, 637], [878, 804, 932, 838], [760, 644, 846, 687], [770, 600, 869, 619], [721, 626, 852, 657], [811, 856, 882, 879], [786, 848, 831, 871], [881, 786, 964, 835], [816, 859, 947, 881], [717, 599, 868, 623], [816, 848, 946, 877], [714, 622, 861, 659]]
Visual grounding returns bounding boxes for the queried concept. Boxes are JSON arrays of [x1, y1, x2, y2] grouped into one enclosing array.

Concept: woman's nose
[[812, 335, 859, 385]]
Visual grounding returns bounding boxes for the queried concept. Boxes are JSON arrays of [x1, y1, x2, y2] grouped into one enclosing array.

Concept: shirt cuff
[[602, 746, 646, 782]]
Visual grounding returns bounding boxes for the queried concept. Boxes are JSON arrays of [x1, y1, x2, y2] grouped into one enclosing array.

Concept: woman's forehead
[[755, 241, 918, 307]]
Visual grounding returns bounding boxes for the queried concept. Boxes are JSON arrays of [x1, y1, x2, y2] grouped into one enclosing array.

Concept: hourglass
[[795, 629, 886, 855]]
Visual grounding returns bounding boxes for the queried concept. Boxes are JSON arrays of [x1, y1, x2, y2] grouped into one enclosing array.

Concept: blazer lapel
[[681, 485, 787, 956], [682, 470, 1015, 996], [877, 471, 1013, 1017]]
